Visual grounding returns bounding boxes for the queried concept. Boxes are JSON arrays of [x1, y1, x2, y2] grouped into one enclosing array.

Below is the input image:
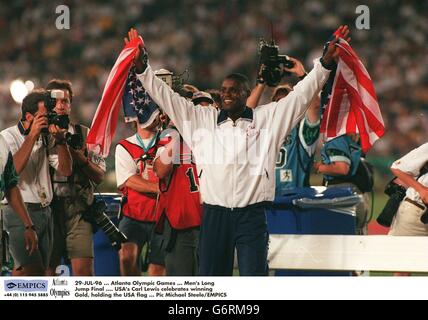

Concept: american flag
[[320, 34, 385, 154], [122, 66, 160, 128], [86, 36, 143, 157]]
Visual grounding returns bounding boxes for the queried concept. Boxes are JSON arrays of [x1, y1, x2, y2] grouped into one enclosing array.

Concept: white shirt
[[0, 125, 57, 204], [115, 134, 155, 189], [391, 142, 428, 204], [137, 59, 330, 208]]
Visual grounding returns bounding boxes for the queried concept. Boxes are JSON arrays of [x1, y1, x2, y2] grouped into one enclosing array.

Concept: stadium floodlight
[[25, 80, 35, 92], [10, 79, 28, 103]]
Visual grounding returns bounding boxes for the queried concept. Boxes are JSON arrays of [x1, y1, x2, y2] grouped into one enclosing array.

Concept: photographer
[[1, 135, 38, 271], [386, 143, 428, 276], [388, 143, 428, 237], [0, 89, 72, 276], [44, 79, 106, 277]]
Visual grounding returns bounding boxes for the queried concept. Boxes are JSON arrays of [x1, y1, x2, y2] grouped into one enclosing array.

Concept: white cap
[[192, 91, 214, 105]]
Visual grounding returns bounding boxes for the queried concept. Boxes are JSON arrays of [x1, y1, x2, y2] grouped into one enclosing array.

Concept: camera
[[47, 112, 69, 129], [45, 89, 64, 111], [42, 90, 70, 132], [259, 38, 295, 87], [155, 68, 193, 99], [64, 132, 83, 150], [84, 199, 128, 250], [376, 180, 406, 227], [421, 209, 428, 224]]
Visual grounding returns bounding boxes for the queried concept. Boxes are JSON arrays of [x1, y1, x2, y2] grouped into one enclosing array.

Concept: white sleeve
[[391, 143, 428, 176], [137, 66, 217, 147], [115, 144, 138, 188], [269, 58, 330, 152], [88, 150, 106, 172], [154, 146, 166, 162], [0, 131, 18, 155], [0, 135, 9, 171]]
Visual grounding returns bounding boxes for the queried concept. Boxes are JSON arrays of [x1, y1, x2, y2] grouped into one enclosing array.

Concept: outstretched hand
[[283, 57, 306, 78], [124, 28, 147, 73], [322, 25, 351, 66]]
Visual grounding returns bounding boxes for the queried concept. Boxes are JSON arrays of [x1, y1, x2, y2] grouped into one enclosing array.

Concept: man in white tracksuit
[[125, 26, 349, 275]]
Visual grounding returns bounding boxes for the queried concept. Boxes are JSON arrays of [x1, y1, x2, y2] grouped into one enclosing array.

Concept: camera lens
[[65, 132, 83, 149], [88, 200, 128, 250], [420, 211, 428, 224]]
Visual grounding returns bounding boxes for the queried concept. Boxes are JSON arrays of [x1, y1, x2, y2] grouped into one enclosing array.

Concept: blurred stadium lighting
[[25, 80, 35, 92], [10, 79, 28, 103]]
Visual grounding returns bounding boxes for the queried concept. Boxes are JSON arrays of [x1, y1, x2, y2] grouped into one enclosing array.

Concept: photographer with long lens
[[44, 79, 106, 277], [387, 143, 428, 275], [0, 89, 72, 276]]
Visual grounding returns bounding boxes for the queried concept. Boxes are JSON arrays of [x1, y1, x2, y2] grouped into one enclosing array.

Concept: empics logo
[[4, 280, 48, 292], [6, 282, 17, 290]]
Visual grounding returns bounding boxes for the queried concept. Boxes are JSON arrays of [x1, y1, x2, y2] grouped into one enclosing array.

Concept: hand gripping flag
[[86, 36, 144, 157], [320, 30, 385, 153]]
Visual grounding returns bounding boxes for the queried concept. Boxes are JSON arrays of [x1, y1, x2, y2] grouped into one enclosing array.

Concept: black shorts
[[118, 216, 165, 266]]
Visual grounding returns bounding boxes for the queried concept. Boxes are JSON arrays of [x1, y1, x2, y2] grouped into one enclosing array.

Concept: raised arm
[[246, 83, 266, 109], [12, 114, 47, 174], [125, 28, 215, 146], [271, 26, 349, 150]]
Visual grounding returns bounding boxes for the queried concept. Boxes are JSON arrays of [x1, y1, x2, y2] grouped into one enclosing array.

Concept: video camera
[[258, 38, 294, 87], [155, 68, 193, 99]]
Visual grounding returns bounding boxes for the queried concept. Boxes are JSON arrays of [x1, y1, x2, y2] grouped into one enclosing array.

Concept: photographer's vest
[[157, 140, 202, 230], [118, 137, 167, 222]]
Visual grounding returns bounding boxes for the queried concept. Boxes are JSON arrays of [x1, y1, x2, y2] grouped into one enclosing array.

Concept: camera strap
[[67, 123, 87, 181], [74, 124, 83, 141]]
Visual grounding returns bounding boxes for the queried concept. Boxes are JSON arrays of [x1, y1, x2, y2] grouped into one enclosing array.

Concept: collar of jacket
[[217, 107, 253, 126]]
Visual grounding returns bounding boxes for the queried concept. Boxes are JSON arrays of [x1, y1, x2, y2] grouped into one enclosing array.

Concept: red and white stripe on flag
[[320, 39, 385, 153], [86, 36, 144, 157]]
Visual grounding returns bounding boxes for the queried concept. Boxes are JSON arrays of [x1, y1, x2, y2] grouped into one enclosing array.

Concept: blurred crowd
[[0, 0, 427, 182]]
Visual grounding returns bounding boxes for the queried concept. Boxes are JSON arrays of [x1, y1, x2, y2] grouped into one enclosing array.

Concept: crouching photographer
[[388, 143, 428, 238], [45, 79, 106, 276]]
